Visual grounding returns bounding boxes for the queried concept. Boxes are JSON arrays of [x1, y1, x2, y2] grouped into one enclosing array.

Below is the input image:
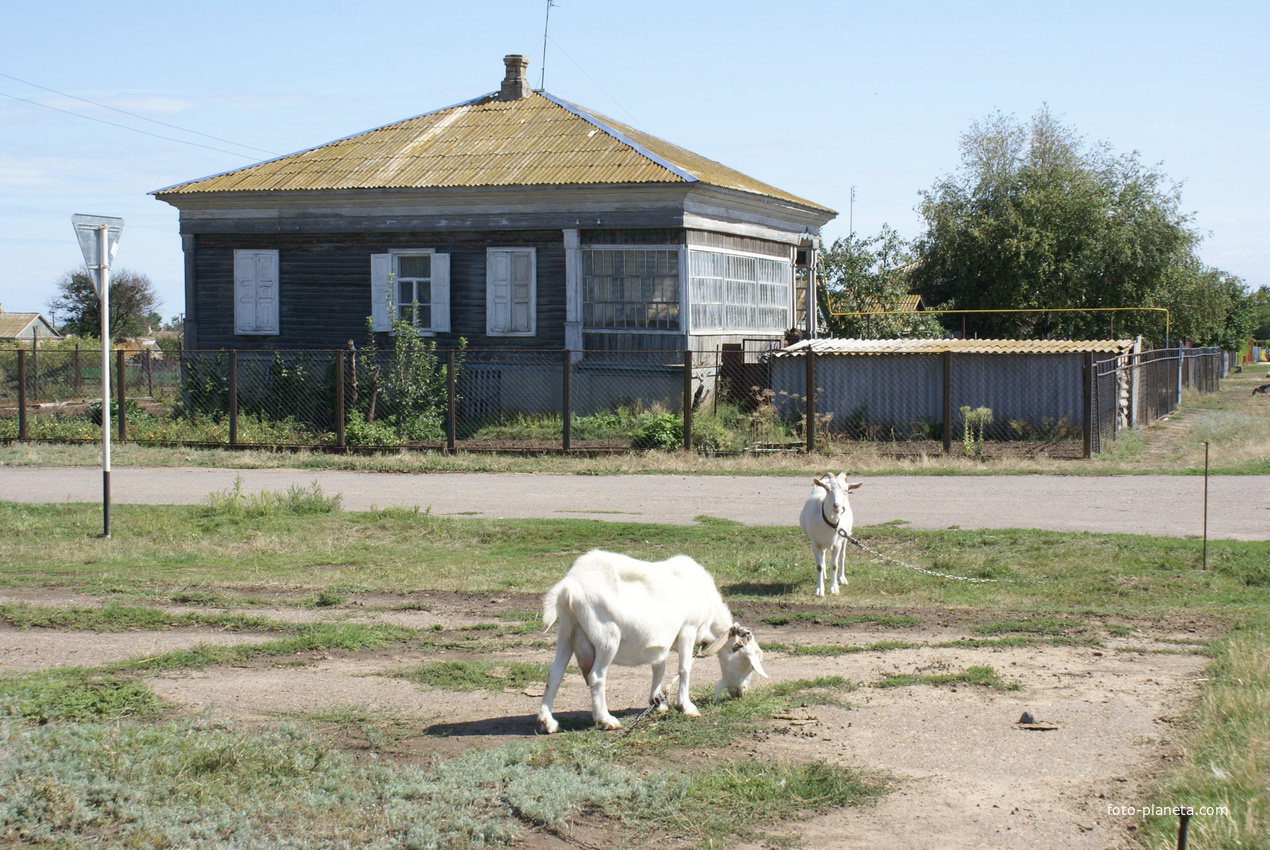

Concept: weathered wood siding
[[188, 231, 567, 351]]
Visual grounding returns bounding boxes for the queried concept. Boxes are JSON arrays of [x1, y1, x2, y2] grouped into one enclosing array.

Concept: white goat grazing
[[713, 624, 769, 702], [799, 473, 863, 596], [537, 550, 755, 733]]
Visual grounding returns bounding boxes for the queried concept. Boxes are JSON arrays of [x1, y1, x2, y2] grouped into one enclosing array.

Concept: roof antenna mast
[[539, 0, 555, 90]]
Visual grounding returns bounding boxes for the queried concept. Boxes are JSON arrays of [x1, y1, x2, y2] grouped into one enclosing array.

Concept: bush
[[631, 412, 682, 449], [88, 398, 143, 427]]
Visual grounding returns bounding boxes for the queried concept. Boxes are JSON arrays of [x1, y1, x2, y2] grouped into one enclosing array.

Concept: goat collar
[[821, 503, 840, 529]]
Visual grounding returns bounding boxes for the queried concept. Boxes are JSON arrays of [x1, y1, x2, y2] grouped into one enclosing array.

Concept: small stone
[[1018, 711, 1035, 724]]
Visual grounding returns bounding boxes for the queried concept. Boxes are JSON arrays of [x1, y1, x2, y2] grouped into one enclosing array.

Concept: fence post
[[229, 350, 239, 447], [446, 349, 456, 452], [116, 349, 128, 442], [804, 347, 817, 453], [335, 349, 346, 449], [562, 350, 573, 452], [942, 350, 953, 455], [682, 349, 693, 451], [1083, 351, 1094, 459], [17, 349, 27, 441], [31, 342, 38, 400], [74, 344, 82, 395]]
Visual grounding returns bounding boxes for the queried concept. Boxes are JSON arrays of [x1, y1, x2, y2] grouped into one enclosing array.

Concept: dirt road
[[2, 466, 1266, 539]]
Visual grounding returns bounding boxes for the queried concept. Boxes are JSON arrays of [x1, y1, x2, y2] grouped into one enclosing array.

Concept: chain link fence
[[1, 343, 1228, 456]]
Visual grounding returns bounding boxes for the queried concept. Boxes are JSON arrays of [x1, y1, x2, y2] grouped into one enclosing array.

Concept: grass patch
[[1142, 621, 1270, 849], [873, 664, 1023, 691], [761, 611, 922, 629], [393, 659, 549, 692], [0, 669, 167, 722], [973, 615, 1086, 636]]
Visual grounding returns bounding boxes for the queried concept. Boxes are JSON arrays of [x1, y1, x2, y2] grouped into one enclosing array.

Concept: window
[[371, 251, 450, 333], [688, 249, 791, 332], [486, 248, 536, 336], [581, 247, 680, 330], [233, 250, 279, 335]]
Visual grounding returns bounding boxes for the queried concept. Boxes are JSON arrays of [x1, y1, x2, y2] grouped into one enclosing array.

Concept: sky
[[2, 0, 1267, 325]]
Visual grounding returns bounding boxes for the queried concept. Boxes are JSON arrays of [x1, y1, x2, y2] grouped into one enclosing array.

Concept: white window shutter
[[370, 253, 392, 332], [234, 250, 279, 335], [486, 248, 534, 335], [487, 250, 511, 334], [430, 253, 450, 333]]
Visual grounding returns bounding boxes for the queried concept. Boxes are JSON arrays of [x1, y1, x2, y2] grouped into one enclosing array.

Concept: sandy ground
[[0, 587, 1210, 849]]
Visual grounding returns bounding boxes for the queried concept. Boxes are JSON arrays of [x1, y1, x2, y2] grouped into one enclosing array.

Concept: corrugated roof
[[153, 90, 832, 213], [0, 312, 58, 340], [778, 338, 1137, 356]]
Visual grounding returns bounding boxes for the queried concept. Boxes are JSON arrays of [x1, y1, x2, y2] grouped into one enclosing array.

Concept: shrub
[[631, 412, 682, 449]]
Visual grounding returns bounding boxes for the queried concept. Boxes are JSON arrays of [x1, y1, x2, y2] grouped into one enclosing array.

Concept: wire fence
[[0, 343, 1230, 456]]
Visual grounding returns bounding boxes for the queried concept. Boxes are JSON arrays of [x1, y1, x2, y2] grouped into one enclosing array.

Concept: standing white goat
[[537, 550, 757, 734], [799, 472, 863, 596]]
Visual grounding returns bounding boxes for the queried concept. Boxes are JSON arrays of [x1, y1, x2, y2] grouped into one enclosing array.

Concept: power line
[[0, 71, 277, 159]]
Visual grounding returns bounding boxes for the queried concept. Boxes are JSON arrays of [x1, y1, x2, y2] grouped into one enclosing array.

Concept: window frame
[[371, 250, 450, 335], [580, 244, 683, 333]]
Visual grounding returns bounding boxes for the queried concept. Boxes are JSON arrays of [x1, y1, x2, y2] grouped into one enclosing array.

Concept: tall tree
[[910, 107, 1204, 343], [48, 268, 161, 340], [818, 225, 944, 338]]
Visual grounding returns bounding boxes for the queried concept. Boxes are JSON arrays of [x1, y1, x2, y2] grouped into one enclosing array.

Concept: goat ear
[[848, 482, 863, 491], [744, 643, 769, 677], [813, 477, 829, 491]]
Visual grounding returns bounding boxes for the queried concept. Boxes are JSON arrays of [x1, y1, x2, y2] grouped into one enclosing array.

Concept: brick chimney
[[498, 54, 532, 101]]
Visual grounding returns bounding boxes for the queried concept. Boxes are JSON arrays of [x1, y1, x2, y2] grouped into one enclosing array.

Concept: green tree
[[48, 268, 161, 340], [910, 107, 1210, 343], [818, 225, 944, 338], [1249, 285, 1270, 341]]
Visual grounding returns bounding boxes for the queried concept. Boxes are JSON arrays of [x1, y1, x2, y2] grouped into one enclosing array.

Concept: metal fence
[[0, 343, 1228, 456]]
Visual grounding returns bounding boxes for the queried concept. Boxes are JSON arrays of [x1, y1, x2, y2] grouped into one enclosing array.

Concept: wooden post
[[17, 349, 27, 441], [682, 349, 694, 451], [335, 349, 346, 449], [446, 349, 457, 452], [562, 350, 573, 452], [116, 349, 127, 442], [229, 351, 239, 447], [942, 350, 953, 455], [804, 347, 816, 453]]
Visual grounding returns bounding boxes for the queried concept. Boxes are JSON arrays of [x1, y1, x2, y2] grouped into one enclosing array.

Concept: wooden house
[[0, 307, 61, 345], [153, 55, 836, 356]]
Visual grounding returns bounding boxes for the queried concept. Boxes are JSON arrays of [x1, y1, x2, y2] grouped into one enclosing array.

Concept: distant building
[[0, 306, 61, 344]]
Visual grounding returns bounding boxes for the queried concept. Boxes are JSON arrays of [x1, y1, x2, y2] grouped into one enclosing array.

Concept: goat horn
[[696, 631, 730, 657]]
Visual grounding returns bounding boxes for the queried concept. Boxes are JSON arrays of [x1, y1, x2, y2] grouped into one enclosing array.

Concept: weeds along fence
[[0, 344, 1229, 456]]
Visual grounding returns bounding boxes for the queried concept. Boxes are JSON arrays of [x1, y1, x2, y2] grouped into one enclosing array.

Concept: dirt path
[[0, 588, 1210, 849]]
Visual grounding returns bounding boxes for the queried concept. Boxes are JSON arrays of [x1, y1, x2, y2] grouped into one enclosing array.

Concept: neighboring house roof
[[0, 311, 60, 341], [778, 338, 1136, 356], [153, 62, 832, 215], [851, 294, 927, 313]]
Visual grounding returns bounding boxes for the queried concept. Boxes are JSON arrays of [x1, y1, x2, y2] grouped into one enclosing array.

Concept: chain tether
[[839, 529, 999, 583]]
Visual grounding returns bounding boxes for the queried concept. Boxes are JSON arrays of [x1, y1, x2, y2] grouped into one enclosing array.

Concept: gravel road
[[2, 466, 1266, 540]]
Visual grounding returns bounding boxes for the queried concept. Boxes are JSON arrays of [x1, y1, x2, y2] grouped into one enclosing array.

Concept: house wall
[[188, 230, 568, 352]]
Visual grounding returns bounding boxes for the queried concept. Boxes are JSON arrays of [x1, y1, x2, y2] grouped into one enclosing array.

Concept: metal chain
[[838, 529, 1000, 583], [603, 696, 665, 746]]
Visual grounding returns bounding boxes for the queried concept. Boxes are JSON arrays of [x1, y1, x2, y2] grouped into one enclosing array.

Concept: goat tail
[[542, 583, 564, 631]]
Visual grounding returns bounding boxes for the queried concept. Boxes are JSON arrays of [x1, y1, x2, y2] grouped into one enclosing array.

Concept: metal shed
[[769, 337, 1139, 443]]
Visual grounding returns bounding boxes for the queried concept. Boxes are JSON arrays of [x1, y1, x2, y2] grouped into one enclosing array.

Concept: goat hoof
[[598, 717, 622, 731], [682, 705, 701, 717], [537, 717, 559, 735]]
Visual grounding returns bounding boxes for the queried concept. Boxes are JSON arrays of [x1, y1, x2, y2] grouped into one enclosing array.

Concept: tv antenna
[[539, 0, 557, 90]]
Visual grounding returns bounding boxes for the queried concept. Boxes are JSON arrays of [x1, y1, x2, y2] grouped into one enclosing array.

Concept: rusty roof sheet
[[778, 338, 1137, 356], [154, 91, 833, 213]]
